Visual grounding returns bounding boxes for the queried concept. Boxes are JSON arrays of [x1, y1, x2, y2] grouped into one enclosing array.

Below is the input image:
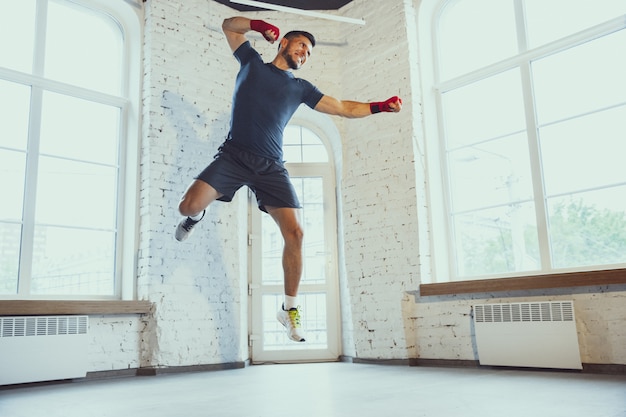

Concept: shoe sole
[[175, 231, 191, 242]]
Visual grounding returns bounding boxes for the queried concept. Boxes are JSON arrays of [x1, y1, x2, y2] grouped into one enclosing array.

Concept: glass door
[[249, 169, 340, 363]]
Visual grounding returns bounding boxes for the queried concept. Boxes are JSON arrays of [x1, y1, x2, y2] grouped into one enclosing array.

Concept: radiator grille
[[0, 316, 88, 338], [473, 301, 581, 369], [474, 301, 574, 323], [0, 316, 89, 385]]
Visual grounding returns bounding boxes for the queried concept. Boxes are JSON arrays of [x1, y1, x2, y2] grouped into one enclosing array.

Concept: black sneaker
[[175, 210, 205, 241]]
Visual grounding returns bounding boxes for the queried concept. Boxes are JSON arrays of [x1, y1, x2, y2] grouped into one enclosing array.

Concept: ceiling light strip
[[229, 0, 366, 25]]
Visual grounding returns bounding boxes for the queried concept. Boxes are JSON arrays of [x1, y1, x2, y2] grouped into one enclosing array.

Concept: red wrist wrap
[[370, 96, 401, 114], [250, 20, 279, 42]]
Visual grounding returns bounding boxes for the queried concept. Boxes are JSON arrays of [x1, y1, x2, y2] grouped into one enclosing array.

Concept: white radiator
[[0, 316, 89, 385], [473, 301, 582, 370]]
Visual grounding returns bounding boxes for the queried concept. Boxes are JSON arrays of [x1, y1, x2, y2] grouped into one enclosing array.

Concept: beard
[[281, 48, 301, 70]]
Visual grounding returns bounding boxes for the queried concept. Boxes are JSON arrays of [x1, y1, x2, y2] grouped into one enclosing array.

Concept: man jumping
[[175, 16, 402, 342]]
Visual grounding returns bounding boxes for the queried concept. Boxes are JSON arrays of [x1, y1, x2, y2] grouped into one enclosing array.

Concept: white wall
[[336, 0, 420, 359], [136, 0, 250, 368]]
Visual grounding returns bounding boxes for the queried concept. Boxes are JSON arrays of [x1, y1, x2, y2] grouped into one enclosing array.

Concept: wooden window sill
[[0, 300, 152, 316], [419, 268, 626, 296]]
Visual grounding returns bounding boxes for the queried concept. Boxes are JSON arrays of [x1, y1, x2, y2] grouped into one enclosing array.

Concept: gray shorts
[[195, 142, 301, 213]]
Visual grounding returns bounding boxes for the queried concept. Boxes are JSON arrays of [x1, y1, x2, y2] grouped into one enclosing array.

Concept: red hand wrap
[[370, 96, 402, 114], [250, 19, 279, 42]]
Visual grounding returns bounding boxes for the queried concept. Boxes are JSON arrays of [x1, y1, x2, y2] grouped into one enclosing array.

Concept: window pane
[[454, 203, 540, 277], [448, 133, 534, 212], [301, 126, 321, 145], [301, 127, 328, 163], [0, 148, 22, 319], [0, 150, 27, 221], [261, 214, 283, 285], [0, 223, 21, 295], [548, 189, 626, 269], [283, 146, 302, 163], [532, 29, 626, 125], [283, 125, 303, 163], [438, 0, 518, 80], [35, 157, 118, 230], [301, 145, 329, 163], [540, 107, 626, 196], [293, 177, 326, 285], [0, 0, 36, 72], [525, 0, 626, 48], [283, 125, 301, 146], [261, 177, 326, 286], [45, 1, 122, 94], [30, 226, 115, 296], [40, 92, 120, 165], [443, 69, 526, 148], [282, 126, 328, 163], [0, 80, 31, 150]]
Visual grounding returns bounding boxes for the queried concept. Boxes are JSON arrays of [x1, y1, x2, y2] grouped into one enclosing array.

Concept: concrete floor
[[1, 363, 625, 417]]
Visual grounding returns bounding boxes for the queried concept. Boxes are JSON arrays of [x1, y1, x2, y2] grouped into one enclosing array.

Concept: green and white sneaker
[[277, 304, 305, 342]]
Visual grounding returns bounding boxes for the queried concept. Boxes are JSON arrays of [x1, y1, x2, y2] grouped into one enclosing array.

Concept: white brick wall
[[88, 316, 145, 371], [137, 0, 249, 368], [337, 0, 420, 359]]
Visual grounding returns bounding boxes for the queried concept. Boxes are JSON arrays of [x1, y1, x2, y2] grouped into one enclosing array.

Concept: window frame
[[0, 0, 142, 301], [417, 0, 626, 293]]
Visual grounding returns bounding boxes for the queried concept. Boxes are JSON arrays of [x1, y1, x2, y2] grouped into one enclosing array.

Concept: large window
[[0, 0, 140, 299], [427, 0, 626, 281]]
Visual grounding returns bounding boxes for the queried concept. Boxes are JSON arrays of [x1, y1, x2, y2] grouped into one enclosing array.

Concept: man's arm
[[222, 17, 279, 53], [314, 95, 402, 118]]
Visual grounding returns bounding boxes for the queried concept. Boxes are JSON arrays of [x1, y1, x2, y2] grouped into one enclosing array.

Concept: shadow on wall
[[141, 89, 241, 366]]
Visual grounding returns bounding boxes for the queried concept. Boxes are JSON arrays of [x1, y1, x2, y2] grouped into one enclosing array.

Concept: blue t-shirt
[[228, 41, 324, 160]]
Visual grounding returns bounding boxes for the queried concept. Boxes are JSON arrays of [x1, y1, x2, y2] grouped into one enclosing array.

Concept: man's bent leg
[[175, 180, 222, 241], [267, 206, 305, 342], [179, 179, 222, 217]]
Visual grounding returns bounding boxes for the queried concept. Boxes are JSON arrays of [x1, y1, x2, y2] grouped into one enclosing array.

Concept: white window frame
[[0, 0, 142, 300], [419, 0, 626, 284]]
